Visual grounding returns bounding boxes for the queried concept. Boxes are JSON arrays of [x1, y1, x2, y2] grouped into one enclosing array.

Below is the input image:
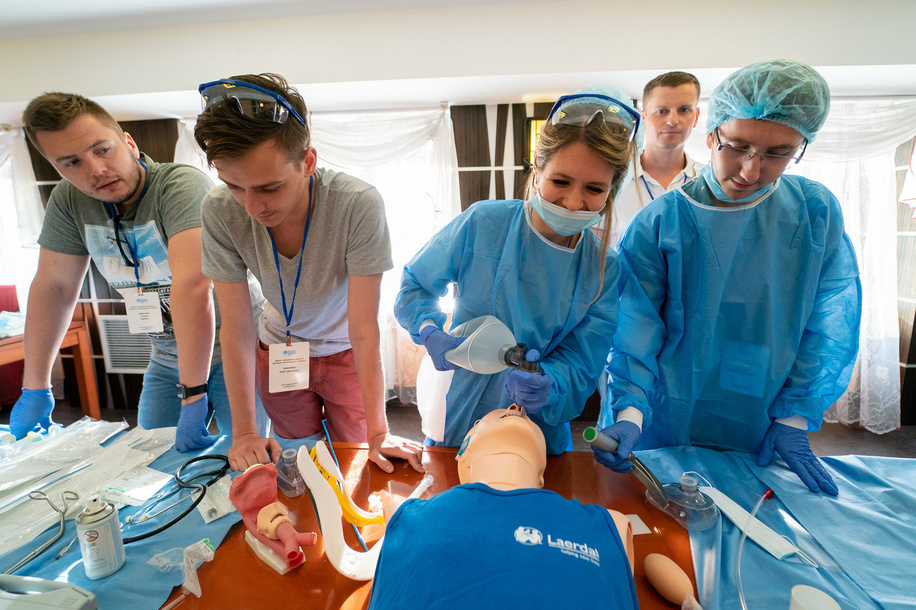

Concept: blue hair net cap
[[706, 59, 830, 142]]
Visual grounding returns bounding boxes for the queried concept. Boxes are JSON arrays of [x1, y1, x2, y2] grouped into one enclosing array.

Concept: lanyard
[[107, 157, 150, 294], [640, 172, 688, 203], [268, 175, 314, 346]]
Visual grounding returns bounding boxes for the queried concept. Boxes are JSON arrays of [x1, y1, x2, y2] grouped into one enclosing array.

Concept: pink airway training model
[[229, 463, 317, 569]]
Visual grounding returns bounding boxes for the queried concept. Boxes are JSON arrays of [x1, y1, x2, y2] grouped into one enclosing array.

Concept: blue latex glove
[[175, 394, 217, 453], [10, 388, 56, 440], [505, 351, 553, 414], [757, 422, 838, 495], [419, 325, 465, 372], [591, 421, 641, 473]]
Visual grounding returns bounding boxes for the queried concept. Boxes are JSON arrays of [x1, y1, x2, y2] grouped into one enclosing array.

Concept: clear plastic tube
[[737, 488, 773, 610]]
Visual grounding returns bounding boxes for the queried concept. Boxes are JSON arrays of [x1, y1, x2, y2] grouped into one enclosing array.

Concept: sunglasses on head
[[198, 79, 306, 128], [546, 94, 641, 142]]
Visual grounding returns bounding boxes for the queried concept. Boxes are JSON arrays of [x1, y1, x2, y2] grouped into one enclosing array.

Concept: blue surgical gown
[[603, 175, 861, 453], [395, 200, 621, 455]]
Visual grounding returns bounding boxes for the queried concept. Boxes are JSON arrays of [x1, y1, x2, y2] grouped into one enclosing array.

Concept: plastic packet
[[148, 546, 185, 573], [196, 474, 236, 524]]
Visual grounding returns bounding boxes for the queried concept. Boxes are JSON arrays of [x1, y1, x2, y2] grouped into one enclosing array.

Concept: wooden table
[[163, 445, 695, 609], [0, 321, 100, 419]]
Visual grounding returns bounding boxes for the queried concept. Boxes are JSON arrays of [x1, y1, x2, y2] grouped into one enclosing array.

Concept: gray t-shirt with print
[[38, 154, 230, 366], [201, 167, 393, 357]]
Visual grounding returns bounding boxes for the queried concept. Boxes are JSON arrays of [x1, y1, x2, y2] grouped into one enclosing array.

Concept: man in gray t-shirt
[[13, 92, 229, 452], [194, 73, 423, 473]]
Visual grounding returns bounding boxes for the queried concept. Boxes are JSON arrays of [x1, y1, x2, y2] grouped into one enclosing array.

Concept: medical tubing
[[737, 488, 773, 610], [121, 455, 228, 544]]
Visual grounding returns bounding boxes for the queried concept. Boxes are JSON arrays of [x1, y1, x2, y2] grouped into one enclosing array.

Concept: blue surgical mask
[[528, 188, 603, 236], [700, 163, 775, 205]]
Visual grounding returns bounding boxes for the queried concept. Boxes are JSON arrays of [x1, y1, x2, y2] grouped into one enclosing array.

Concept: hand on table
[[10, 388, 56, 439], [175, 394, 217, 452], [229, 432, 282, 472], [419, 326, 465, 371], [757, 422, 838, 495], [591, 421, 641, 473], [368, 431, 425, 474]]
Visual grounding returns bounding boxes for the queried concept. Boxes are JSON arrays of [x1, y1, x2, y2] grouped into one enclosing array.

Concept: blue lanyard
[[268, 175, 314, 346], [640, 172, 688, 202], [107, 157, 150, 293]]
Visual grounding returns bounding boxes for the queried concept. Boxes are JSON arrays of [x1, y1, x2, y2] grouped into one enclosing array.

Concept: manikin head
[[457, 405, 547, 491]]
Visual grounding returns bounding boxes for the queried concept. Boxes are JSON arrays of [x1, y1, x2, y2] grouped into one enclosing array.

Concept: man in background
[[606, 71, 703, 246]]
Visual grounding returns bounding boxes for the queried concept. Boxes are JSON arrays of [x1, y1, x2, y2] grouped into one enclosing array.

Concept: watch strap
[[177, 382, 209, 399]]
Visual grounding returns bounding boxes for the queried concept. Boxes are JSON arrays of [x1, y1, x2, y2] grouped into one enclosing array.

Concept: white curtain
[[174, 118, 222, 185], [310, 108, 460, 404], [0, 127, 44, 310], [174, 108, 461, 404]]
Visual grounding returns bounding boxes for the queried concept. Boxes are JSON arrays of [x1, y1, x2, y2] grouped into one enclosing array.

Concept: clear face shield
[[198, 79, 307, 127]]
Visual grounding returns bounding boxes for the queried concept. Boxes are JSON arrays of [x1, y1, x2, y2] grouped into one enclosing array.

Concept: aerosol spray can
[[76, 494, 126, 579]]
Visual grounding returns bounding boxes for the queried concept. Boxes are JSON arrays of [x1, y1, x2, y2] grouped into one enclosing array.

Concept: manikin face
[[534, 140, 615, 213], [457, 405, 547, 491], [705, 118, 805, 204], [641, 84, 700, 152], [214, 139, 317, 228], [36, 114, 145, 207]]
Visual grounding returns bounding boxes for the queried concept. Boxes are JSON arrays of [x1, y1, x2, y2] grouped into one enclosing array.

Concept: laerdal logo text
[[548, 535, 600, 565]]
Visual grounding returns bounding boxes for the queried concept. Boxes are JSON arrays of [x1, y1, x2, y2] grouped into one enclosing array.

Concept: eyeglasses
[[546, 94, 641, 142], [198, 79, 306, 128], [714, 127, 807, 167]]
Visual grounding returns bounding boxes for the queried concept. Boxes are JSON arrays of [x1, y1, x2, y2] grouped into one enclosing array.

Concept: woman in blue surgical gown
[[395, 85, 643, 454]]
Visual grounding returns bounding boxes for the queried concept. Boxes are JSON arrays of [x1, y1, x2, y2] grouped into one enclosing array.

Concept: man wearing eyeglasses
[[599, 71, 703, 248], [14, 92, 245, 451], [594, 60, 861, 496], [194, 73, 424, 474]]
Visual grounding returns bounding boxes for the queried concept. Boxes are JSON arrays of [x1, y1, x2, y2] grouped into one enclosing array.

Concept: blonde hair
[[524, 117, 638, 301]]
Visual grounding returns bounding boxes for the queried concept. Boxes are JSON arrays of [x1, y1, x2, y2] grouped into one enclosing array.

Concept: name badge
[[124, 291, 164, 334], [269, 342, 310, 393]]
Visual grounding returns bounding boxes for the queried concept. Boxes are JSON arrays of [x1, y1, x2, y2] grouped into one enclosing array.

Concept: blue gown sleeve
[[603, 223, 665, 429], [768, 188, 862, 429], [535, 255, 623, 428]]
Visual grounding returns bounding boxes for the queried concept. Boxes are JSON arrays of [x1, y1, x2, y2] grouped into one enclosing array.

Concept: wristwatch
[[176, 383, 208, 400]]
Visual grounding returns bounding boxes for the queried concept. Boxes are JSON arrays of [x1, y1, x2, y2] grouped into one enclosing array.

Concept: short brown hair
[[194, 73, 309, 165], [22, 92, 123, 156], [642, 71, 701, 106]]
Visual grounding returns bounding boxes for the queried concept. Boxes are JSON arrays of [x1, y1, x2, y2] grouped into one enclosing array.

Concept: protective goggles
[[198, 79, 306, 128], [546, 94, 640, 142]]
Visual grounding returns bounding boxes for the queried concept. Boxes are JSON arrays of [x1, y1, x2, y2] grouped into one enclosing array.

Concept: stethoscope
[[120, 454, 231, 544]]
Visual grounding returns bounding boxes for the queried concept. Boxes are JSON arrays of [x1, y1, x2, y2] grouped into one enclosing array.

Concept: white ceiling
[[0, 0, 532, 39], [1, 0, 915, 126]]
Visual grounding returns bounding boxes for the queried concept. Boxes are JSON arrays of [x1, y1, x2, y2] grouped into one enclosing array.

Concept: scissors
[[3, 490, 79, 575]]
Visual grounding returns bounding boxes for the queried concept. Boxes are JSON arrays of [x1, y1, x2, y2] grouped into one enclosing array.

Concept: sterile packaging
[[196, 474, 236, 524]]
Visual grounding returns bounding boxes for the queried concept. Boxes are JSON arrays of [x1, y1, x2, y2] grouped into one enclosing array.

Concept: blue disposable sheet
[[0, 432, 242, 609], [638, 447, 915, 609]]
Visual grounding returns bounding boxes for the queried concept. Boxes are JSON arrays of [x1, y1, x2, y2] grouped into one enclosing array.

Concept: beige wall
[[1, 0, 914, 107]]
